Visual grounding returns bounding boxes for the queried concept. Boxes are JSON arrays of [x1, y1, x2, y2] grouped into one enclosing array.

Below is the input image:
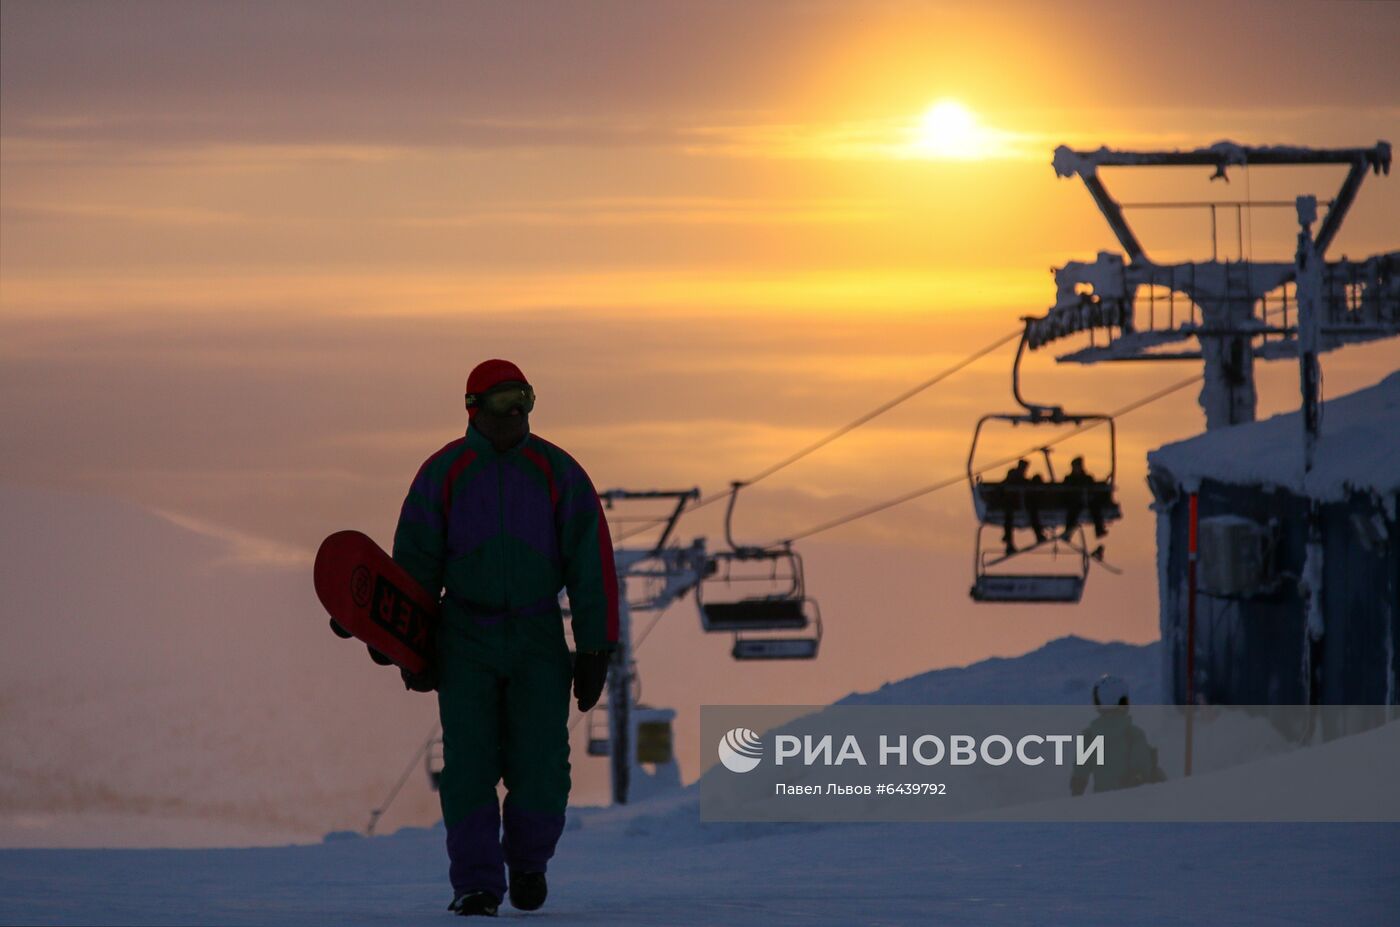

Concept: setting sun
[[907, 99, 989, 159]]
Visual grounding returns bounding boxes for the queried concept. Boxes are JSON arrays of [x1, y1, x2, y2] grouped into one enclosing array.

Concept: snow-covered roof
[[1148, 371, 1400, 501]]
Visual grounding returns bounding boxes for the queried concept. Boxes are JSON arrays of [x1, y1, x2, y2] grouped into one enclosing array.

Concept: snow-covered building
[[1147, 371, 1400, 705]]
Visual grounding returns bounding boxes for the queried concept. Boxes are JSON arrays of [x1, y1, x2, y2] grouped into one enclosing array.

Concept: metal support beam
[[1295, 197, 1323, 477], [1313, 160, 1367, 258], [607, 577, 632, 804], [601, 488, 700, 553], [1056, 141, 1391, 171], [1081, 174, 1146, 264], [1056, 140, 1391, 269]]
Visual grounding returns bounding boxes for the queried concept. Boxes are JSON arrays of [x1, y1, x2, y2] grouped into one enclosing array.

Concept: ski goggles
[[466, 383, 535, 415]]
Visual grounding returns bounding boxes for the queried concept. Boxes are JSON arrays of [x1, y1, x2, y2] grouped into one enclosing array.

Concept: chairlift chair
[[585, 709, 611, 757], [967, 329, 1122, 534], [697, 547, 816, 631], [696, 482, 823, 659], [585, 704, 676, 763], [732, 598, 823, 660], [969, 524, 1090, 603], [965, 329, 1121, 605], [968, 415, 1122, 532], [633, 705, 675, 765]]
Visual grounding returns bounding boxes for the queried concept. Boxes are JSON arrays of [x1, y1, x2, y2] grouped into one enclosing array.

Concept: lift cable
[[365, 718, 443, 836], [612, 328, 1022, 544], [632, 606, 670, 653], [770, 373, 1205, 547]]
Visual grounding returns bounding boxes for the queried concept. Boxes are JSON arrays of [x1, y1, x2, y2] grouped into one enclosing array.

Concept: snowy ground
[[2, 809, 1396, 925]]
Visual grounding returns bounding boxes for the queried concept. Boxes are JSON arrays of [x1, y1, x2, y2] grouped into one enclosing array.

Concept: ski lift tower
[[592, 489, 707, 805], [1036, 140, 1396, 429]]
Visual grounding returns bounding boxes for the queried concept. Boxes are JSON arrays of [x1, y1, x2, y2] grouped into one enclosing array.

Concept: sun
[[907, 100, 987, 159]]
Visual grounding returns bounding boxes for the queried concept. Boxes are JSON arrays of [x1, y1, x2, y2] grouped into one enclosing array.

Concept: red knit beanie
[[465, 359, 529, 418]]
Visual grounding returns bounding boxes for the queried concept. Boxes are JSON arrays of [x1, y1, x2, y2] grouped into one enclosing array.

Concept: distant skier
[[1070, 675, 1166, 795], [392, 358, 618, 917], [1060, 456, 1108, 540], [999, 458, 1046, 554]]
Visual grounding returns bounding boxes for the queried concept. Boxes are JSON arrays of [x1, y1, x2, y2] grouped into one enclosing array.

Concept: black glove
[[401, 664, 437, 693], [572, 650, 610, 712]]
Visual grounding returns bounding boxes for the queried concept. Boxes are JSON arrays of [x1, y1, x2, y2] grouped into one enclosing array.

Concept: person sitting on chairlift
[[1060, 456, 1108, 540], [1000, 458, 1047, 555]]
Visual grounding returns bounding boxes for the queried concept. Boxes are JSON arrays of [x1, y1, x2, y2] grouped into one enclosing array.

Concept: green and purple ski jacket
[[391, 424, 618, 899], [392, 424, 619, 652]]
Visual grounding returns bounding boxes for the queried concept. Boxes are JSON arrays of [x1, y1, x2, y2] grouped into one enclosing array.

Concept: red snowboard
[[313, 530, 439, 676]]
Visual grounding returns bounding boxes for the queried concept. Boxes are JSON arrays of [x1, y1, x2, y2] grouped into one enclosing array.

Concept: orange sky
[[2, 0, 1398, 808]]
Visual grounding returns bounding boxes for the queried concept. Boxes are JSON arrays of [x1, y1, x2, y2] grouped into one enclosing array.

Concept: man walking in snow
[[392, 358, 618, 917]]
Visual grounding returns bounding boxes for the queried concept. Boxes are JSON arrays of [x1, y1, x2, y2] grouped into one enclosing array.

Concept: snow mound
[[837, 634, 1161, 706]]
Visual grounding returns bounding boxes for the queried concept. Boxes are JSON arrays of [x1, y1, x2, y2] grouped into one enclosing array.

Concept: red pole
[[1185, 491, 1199, 776]]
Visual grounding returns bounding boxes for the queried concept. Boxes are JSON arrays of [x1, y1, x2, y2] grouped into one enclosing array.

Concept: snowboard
[[313, 530, 439, 676]]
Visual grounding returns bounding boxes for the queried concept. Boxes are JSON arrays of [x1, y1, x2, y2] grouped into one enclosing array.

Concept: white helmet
[[1093, 674, 1129, 707]]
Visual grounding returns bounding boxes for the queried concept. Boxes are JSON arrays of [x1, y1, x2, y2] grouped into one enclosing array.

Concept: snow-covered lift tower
[[1039, 140, 1395, 430], [592, 489, 707, 805]]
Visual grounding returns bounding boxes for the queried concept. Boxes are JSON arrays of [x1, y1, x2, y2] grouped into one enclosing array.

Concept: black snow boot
[[509, 870, 548, 911], [448, 890, 499, 917]]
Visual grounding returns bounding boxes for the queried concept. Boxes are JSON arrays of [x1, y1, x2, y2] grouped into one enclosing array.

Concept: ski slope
[[3, 645, 1397, 925], [1, 796, 1395, 924]]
